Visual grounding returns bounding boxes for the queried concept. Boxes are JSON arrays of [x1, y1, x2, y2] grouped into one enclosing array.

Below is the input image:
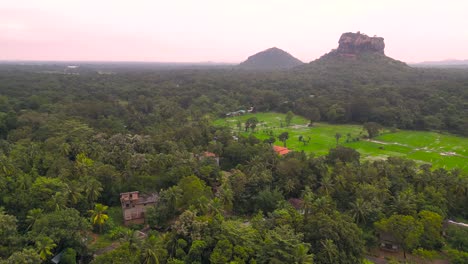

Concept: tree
[[25, 208, 43, 231], [89, 203, 109, 233], [279, 132, 289, 147], [286, 111, 294, 127], [258, 225, 310, 264], [418, 210, 443, 250], [245, 117, 259, 132], [375, 215, 423, 259], [327, 146, 360, 164], [293, 244, 314, 264], [82, 177, 103, 206], [363, 122, 383, 138], [447, 225, 468, 252], [35, 236, 57, 260], [303, 212, 364, 264], [177, 175, 212, 210], [2, 248, 41, 264], [316, 239, 339, 264], [335, 132, 342, 145], [349, 198, 372, 225], [210, 239, 233, 264], [60, 248, 77, 264], [31, 208, 90, 253], [0, 209, 20, 258], [255, 188, 284, 213]]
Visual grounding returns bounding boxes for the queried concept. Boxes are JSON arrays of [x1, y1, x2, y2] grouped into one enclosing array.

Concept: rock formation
[[335, 32, 385, 56], [239, 47, 303, 70]]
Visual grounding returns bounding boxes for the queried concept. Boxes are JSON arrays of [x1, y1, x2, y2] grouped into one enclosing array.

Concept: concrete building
[[120, 191, 158, 226]]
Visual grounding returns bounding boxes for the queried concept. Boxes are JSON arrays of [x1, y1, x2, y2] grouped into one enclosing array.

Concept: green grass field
[[214, 112, 468, 172]]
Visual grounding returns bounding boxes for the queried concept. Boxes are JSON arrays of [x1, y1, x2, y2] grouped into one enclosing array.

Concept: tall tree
[[89, 203, 109, 233], [279, 132, 289, 147], [35, 236, 56, 261], [285, 111, 294, 127], [375, 214, 423, 259]]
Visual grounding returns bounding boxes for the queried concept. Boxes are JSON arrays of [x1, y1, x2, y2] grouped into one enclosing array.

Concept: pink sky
[[1, 0, 467, 63]]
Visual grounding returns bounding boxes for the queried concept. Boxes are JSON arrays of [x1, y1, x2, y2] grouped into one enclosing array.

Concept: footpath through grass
[[214, 112, 468, 172]]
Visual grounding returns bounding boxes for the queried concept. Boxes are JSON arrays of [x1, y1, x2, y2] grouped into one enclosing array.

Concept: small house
[[120, 191, 158, 226], [379, 232, 399, 252], [273, 145, 291, 156]]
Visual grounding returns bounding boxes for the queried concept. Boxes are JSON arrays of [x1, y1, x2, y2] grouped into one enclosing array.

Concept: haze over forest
[[1, 0, 468, 63]]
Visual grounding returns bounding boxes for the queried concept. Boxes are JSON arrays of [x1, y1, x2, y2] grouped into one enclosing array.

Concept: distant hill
[[411, 59, 468, 69], [239, 47, 303, 70], [296, 32, 414, 81]]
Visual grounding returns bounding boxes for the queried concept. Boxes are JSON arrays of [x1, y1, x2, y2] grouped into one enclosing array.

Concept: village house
[[273, 145, 291, 156], [379, 232, 399, 252], [120, 191, 158, 226]]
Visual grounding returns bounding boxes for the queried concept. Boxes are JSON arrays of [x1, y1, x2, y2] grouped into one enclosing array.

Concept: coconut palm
[[35, 236, 56, 260], [26, 208, 43, 231], [293, 244, 314, 264], [89, 203, 109, 233], [83, 177, 103, 205], [349, 198, 372, 225]]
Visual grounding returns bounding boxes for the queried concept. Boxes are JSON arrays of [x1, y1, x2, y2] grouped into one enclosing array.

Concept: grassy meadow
[[214, 112, 468, 172]]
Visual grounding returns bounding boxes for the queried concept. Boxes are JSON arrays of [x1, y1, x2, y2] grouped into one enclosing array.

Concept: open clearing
[[214, 112, 468, 172]]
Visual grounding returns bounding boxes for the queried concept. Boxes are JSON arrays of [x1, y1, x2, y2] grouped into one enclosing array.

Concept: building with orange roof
[[273, 145, 290, 155]]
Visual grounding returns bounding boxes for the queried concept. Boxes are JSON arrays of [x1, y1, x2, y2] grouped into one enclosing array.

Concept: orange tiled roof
[[203, 151, 217, 157], [273, 145, 290, 155]]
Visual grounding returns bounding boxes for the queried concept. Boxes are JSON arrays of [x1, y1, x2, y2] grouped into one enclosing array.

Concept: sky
[[1, 0, 467, 63]]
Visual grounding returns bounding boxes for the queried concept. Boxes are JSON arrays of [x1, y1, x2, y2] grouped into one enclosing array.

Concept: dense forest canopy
[[0, 62, 467, 263]]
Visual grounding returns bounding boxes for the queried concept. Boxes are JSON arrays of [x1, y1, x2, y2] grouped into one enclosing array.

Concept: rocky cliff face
[[336, 32, 385, 55]]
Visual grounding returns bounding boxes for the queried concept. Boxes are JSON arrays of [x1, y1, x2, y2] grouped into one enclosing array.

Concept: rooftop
[[273, 145, 290, 155]]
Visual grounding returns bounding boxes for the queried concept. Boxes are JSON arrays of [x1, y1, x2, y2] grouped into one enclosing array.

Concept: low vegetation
[[215, 112, 468, 172]]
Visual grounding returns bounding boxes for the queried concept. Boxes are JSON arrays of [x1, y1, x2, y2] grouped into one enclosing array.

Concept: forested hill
[[238, 47, 303, 70]]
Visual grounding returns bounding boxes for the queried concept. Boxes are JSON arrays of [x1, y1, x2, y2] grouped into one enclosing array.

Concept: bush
[[412, 248, 438, 261], [60, 248, 77, 264], [447, 249, 468, 264]]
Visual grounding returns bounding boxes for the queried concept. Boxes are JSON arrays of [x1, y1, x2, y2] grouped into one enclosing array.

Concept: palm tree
[[83, 177, 103, 205], [120, 229, 142, 250], [89, 203, 109, 233], [293, 244, 314, 264], [301, 187, 315, 221], [319, 239, 338, 264], [349, 198, 371, 225], [318, 175, 334, 196], [26, 208, 43, 231], [35, 236, 56, 260], [142, 247, 159, 264], [64, 181, 83, 206], [141, 235, 165, 264]]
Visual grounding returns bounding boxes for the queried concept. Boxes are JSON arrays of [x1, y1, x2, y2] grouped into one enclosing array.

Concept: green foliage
[[375, 215, 423, 258], [0, 66, 467, 263], [177, 175, 212, 210], [279, 132, 289, 147], [60, 248, 77, 264], [35, 236, 56, 260], [447, 225, 468, 251], [446, 249, 468, 264], [285, 111, 294, 127], [363, 122, 383, 138], [0, 209, 20, 258], [0, 248, 41, 264], [89, 203, 109, 233], [91, 243, 140, 264], [31, 208, 90, 254]]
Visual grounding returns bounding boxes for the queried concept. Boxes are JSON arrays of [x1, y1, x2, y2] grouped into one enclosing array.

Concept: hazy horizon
[[2, 0, 468, 63]]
